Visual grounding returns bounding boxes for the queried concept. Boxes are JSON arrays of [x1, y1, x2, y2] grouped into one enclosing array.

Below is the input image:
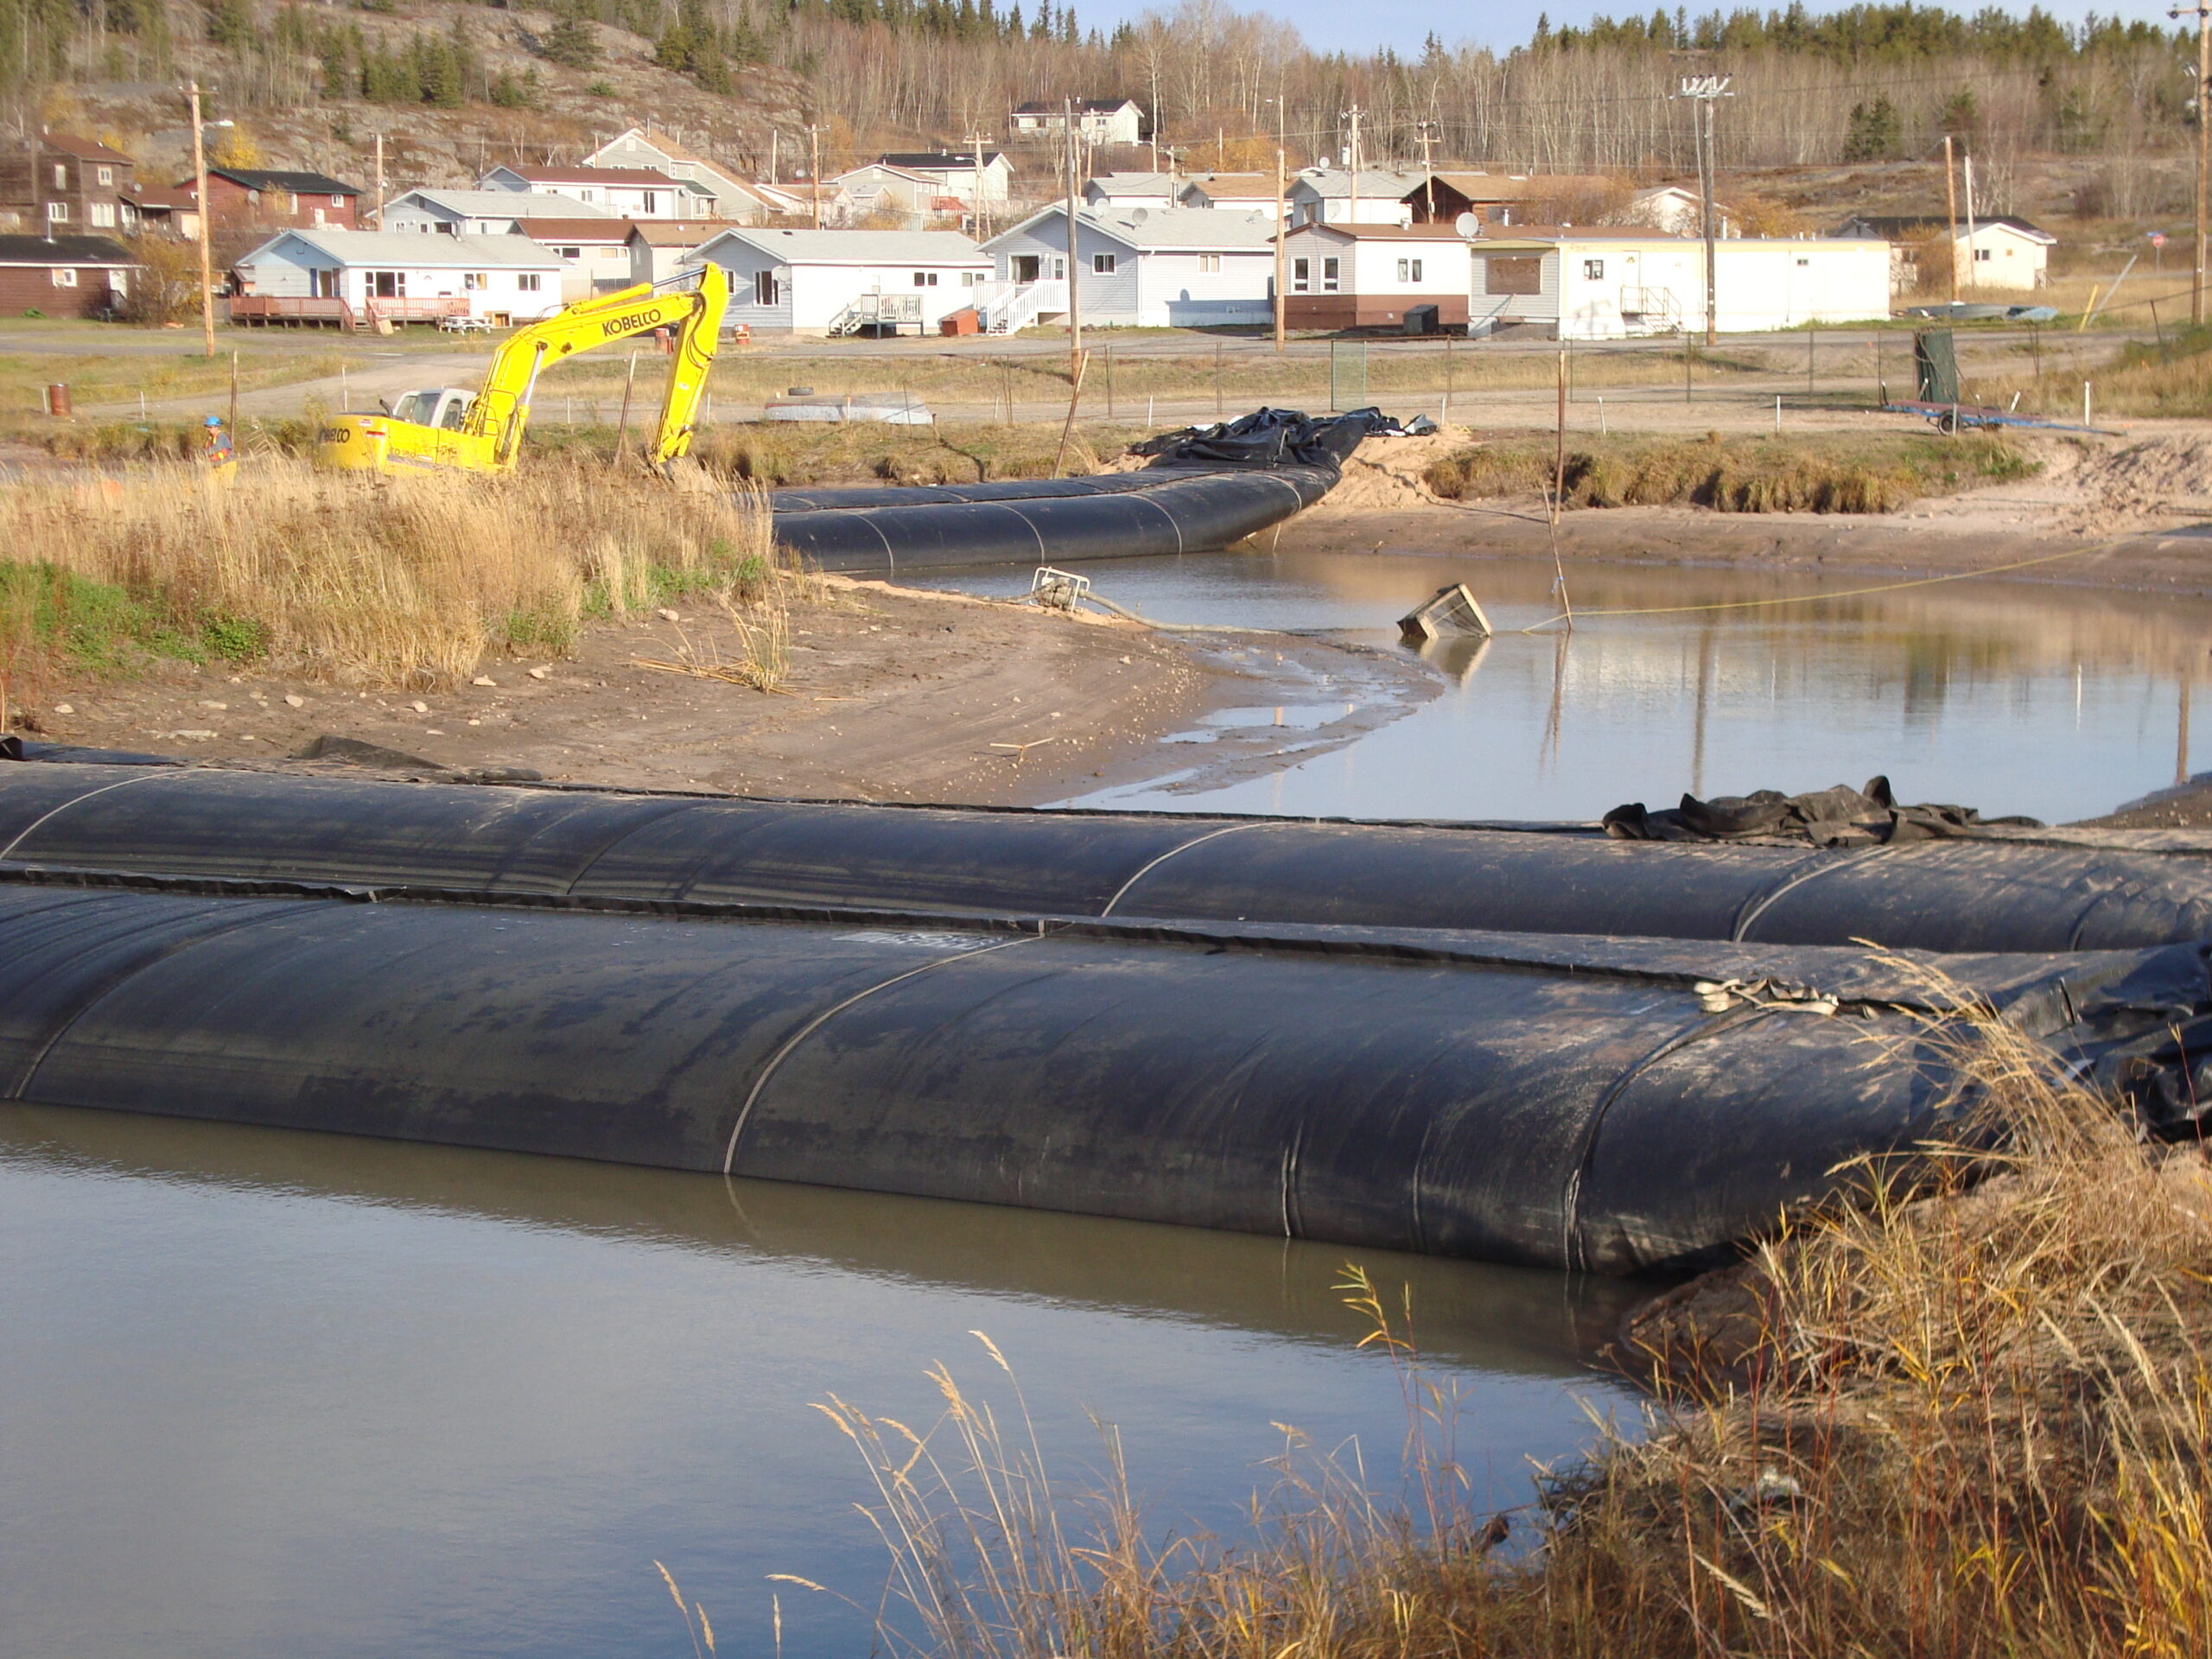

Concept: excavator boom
[[316, 263, 731, 474]]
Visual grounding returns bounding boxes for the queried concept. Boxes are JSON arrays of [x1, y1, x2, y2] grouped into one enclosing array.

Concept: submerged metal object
[[0, 874, 2202, 1273], [3, 764, 2210, 955]]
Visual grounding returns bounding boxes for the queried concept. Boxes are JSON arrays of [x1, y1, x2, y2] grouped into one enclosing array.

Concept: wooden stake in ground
[[1273, 145, 1287, 352], [228, 349, 238, 432], [1064, 99, 1082, 381], [1052, 349, 1090, 478], [1552, 345, 1567, 527], [2186, 0, 2212, 325], [189, 83, 215, 359], [613, 350, 639, 465], [1943, 133, 1960, 306]]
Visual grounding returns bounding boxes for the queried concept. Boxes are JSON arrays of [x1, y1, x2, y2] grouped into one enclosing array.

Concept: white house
[[981, 205, 1276, 331], [694, 227, 990, 335], [832, 163, 958, 227], [518, 218, 635, 299], [1468, 232, 1890, 339], [478, 164, 706, 219], [1835, 213, 2054, 291], [584, 128, 794, 221], [1626, 185, 1732, 236], [1084, 172, 1179, 211], [381, 188, 614, 236], [1010, 99, 1145, 146], [1179, 173, 1280, 212], [1285, 168, 1422, 228], [627, 219, 725, 289], [1281, 222, 1471, 330], [871, 152, 1014, 208], [229, 229, 564, 326]]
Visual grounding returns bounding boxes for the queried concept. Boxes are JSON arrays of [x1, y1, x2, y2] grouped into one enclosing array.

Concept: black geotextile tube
[[0, 874, 2205, 1271], [3, 764, 2211, 954], [769, 463, 1337, 573]]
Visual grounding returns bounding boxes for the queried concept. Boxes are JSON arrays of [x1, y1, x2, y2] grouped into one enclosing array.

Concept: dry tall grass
[[817, 973, 2212, 1659], [0, 459, 777, 692]]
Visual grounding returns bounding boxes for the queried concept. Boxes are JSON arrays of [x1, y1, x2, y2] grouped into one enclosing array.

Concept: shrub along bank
[[1424, 431, 2037, 512]]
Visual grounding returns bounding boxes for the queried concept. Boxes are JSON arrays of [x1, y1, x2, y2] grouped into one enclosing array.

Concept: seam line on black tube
[[0, 770, 173, 862], [1730, 845, 1896, 942], [721, 931, 1050, 1175], [1557, 1002, 1774, 1271], [1097, 822, 1264, 917]]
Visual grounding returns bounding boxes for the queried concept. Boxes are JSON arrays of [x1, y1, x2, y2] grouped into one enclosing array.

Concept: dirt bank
[[18, 574, 1433, 806]]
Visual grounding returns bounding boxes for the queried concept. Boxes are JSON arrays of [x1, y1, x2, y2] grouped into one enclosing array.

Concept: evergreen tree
[[1842, 96, 1899, 160], [540, 3, 601, 69]]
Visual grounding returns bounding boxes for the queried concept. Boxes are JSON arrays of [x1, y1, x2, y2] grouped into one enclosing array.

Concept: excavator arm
[[316, 262, 730, 475]]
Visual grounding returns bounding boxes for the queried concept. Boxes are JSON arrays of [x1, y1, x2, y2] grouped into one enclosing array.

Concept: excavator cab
[[315, 264, 729, 476]]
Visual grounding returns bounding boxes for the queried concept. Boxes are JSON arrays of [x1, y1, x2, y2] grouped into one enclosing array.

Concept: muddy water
[[935, 551, 2210, 822], [0, 1106, 1641, 1659]]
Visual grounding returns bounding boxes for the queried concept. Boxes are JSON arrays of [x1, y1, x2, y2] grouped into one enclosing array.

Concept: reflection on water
[[0, 1105, 1640, 1659], [932, 551, 2209, 823]]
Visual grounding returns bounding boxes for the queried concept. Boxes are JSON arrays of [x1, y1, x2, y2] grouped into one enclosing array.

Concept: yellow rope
[[1511, 532, 2141, 632]]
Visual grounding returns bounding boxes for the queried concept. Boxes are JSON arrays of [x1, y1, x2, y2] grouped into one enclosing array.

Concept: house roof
[[43, 134, 134, 164], [1292, 168, 1431, 200], [698, 227, 989, 264], [1012, 98, 1138, 115], [990, 205, 1279, 252], [1839, 213, 2054, 244], [875, 151, 1007, 172], [1288, 221, 1473, 242], [1181, 173, 1276, 199], [586, 128, 748, 184], [1088, 172, 1178, 197], [493, 164, 683, 188], [1428, 171, 1616, 201], [626, 219, 723, 245], [0, 232, 137, 264], [391, 188, 615, 220], [124, 183, 196, 211], [206, 168, 362, 197], [516, 218, 633, 241], [240, 229, 563, 268], [1476, 229, 1884, 249]]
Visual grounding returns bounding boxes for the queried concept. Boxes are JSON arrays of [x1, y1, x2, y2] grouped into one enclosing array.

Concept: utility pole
[[1343, 104, 1363, 226], [372, 130, 385, 228], [1674, 73, 1731, 346], [966, 128, 991, 239], [1962, 150, 1979, 296], [2177, 2, 2209, 323], [188, 82, 214, 359], [1942, 133, 1960, 305], [1274, 143, 1287, 350], [1415, 119, 1439, 219], [808, 124, 822, 228], [1065, 99, 1081, 378]]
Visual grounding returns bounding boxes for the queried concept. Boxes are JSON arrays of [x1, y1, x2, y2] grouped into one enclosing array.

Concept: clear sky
[[1075, 0, 2177, 59]]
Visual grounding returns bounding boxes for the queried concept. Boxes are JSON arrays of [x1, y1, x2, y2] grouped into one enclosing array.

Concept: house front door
[[1014, 255, 1040, 283]]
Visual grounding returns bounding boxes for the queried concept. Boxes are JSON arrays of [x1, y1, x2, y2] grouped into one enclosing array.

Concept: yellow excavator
[[315, 263, 730, 474]]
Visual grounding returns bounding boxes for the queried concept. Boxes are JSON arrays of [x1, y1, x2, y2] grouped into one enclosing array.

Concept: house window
[[46, 201, 67, 222], [464, 272, 491, 289], [1582, 258, 1605, 280], [1292, 256, 1311, 293], [1198, 253, 1221, 272], [371, 270, 404, 297], [755, 270, 779, 306], [556, 247, 582, 259], [1321, 256, 1339, 292], [517, 273, 542, 291], [50, 268, 77, 287], [1052, 257, 1065, 279], [1484, 257, 1541, 296], [961, 270, 976, 285], [1093, 252, 1116, 274], [51, 164, 66, 188], [312, 269, 339, 298], [1796, 257, 1810, 267], [330, 194, 344, 207], [1395, 257, 1425, 282], [600, 247, 623, 259], [1974, 248, 1992, 262], [577, 189, 594, 202], [912, 270, 938, 286], [90, 202, 115, 228], [97, 166, 113, 186], [641, 193, 659, 213]]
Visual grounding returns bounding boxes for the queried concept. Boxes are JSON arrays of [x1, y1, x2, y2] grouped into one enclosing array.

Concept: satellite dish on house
[[1453, 212, 1480, 238], [1130, 207, 1149, 226]]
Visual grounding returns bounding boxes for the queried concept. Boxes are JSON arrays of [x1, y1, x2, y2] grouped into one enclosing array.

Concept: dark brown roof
[[505, 165, 677, 187], [626, 220, 722, 245], [1290, 221, 1476, 241], [0, 233, 137, 264], [42, 134, 134, 163], [514, 217, 633, 239]]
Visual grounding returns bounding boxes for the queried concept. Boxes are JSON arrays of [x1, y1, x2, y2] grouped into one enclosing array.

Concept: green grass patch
[[0, 561, 203, 674], [1424, 431, 2037, 513]]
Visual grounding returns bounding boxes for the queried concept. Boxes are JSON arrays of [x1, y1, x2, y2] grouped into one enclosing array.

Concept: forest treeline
[[0, 0, 2190, 214]]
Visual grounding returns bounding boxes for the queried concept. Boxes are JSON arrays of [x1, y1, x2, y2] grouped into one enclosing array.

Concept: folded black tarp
[[768, 408, 1389, 575], [1, 873, 2202, 1272], [3, 763, 2209, 955]]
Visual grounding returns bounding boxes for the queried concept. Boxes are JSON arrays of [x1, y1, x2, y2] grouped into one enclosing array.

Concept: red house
[[186, 168, 363, 231]]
